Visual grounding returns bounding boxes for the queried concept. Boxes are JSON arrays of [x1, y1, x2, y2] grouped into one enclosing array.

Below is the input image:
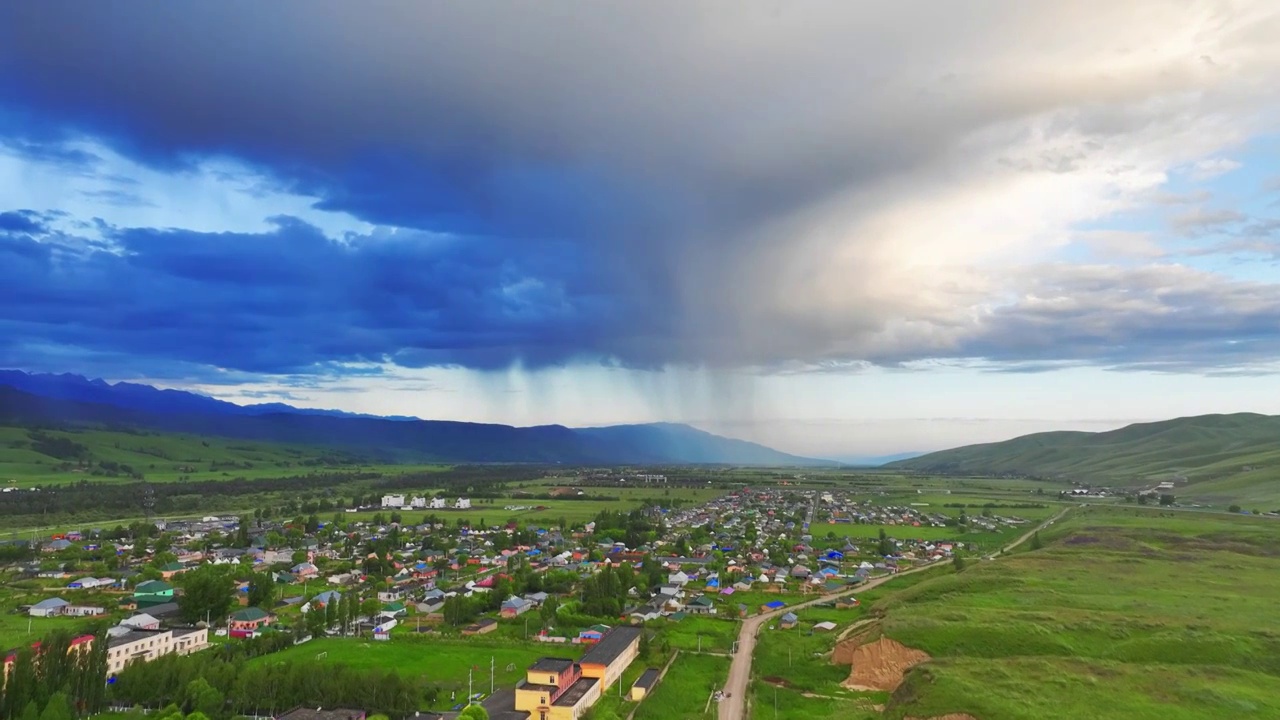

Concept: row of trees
[[110, 652, 421, 718], [0, 631, 109, 720]]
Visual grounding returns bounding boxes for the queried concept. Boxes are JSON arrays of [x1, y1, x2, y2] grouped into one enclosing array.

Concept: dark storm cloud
[[2, 2, 1280, 376], [0, 209, 50, 235], [0, 218, 672, 374]]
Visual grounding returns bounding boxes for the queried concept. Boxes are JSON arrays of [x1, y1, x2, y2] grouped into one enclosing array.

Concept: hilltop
[[888, 413, 1280, 506]]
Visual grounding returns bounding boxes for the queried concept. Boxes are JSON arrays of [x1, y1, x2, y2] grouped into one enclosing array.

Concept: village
[[0, 486, 1036, 719]]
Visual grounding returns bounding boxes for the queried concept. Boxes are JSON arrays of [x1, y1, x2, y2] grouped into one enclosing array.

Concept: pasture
[[871, 506, 1280, 719], [746, 566, 950, 720]]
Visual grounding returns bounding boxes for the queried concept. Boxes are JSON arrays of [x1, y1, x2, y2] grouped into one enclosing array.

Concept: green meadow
[[249, 636, 560, 704], [0, 424, 446, 485], [871, 506, 1280, 719], [745, 566, 952, 720], [633, 652, 730, 720]]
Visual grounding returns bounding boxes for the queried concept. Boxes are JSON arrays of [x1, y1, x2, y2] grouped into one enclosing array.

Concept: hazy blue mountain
[[0, 375, 828, 466], [0, 370, 416, 420]]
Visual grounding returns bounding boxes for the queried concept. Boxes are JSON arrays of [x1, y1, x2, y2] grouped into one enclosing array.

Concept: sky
[[2, 2, 1280, 460]]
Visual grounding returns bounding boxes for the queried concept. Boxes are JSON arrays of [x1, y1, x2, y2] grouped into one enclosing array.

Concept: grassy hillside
[[0, 384, 823, 466], [888, 413, 1280, 506], [873, 506, 1280, 719], [0, 424, 374, 484]]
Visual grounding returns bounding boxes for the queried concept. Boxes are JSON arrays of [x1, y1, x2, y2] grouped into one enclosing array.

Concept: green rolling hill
[[887, 413, 1280, 507]]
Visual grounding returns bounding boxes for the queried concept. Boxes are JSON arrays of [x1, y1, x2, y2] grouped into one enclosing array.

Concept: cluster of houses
[[17, 578, 210, 677], [4, 484, 1009, 698]]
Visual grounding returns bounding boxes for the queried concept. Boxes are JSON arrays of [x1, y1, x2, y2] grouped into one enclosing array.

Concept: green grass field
[[745, 566, 951, 720], [633, 653, 730, 719], [0, 611, 99, 652], [0, 425, 411, 485], [650, 614, 740, 653], [868, 506, 1280, 719], [249, 636, 563, 707]]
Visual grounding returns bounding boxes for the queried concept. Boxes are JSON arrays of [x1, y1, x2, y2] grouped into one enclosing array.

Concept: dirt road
[[716, 508, 1069, 719]]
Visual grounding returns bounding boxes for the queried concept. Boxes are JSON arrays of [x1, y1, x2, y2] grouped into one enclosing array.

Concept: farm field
[[863, 506, 1280, 719]]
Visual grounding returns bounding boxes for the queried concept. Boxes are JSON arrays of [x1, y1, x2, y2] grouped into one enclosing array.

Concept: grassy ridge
[[889, 413, 1280, 506], [0, 424, 378, 484], [875, 507, 1280, 719]]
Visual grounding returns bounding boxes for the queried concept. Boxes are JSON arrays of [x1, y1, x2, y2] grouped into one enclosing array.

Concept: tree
[[539, 595, 560, 629], [1030, 532, 1044, 550], [324, 597, 338, 631], [877, 528, 893, 557], [18, 702, 39, 720], [1229, 504, 1242, 513], [952, 553, 966, 572], [178, 565, 235, 625], [183, 677, 225, 718], [458, 705, 489, 720], [1159, 494, 1176, 506], [246, 572, 274, 608], [37, 694, 72, 720]]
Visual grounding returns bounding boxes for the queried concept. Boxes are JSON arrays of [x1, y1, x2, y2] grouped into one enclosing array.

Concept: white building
[[29, 598, 69, 617], [410, 496, 427, 508], [381, 494, 406, 508], [106, 628, 209, 675], [455, 498, 471, 510], [63, 604, 105, 617], [429, 497, 447, 509]]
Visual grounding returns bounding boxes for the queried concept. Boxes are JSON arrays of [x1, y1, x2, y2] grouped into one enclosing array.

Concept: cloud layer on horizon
[[2, 1, 1280, 381]]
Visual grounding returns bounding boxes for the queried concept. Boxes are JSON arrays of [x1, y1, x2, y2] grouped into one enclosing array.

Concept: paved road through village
[[716, 507, 1070, 720]]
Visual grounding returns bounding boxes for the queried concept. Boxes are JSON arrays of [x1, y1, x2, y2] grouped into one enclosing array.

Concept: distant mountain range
[[887, 413, 1280, 504], [0, 370, 419, 421], [0, 370, 829, 466]]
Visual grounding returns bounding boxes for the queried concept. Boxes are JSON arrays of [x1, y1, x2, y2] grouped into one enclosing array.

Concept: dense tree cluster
[[110, 651, 420, 718], [589, 509, 658, 548], [0, 630, 109, 720], [578, 564, 633, 618]]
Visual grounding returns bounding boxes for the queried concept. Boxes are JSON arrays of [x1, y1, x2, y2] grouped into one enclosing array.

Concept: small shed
[[779, 612, 799, 629], [630, 667, 661, 701]]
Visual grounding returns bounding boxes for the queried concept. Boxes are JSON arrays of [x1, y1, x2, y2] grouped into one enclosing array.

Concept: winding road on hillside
[[716, 507, 1070, 720]]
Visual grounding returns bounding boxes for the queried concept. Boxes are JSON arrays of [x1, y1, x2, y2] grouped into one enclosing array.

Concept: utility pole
[[469, 667, 473, 703], [491, 656, 495, 695]]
